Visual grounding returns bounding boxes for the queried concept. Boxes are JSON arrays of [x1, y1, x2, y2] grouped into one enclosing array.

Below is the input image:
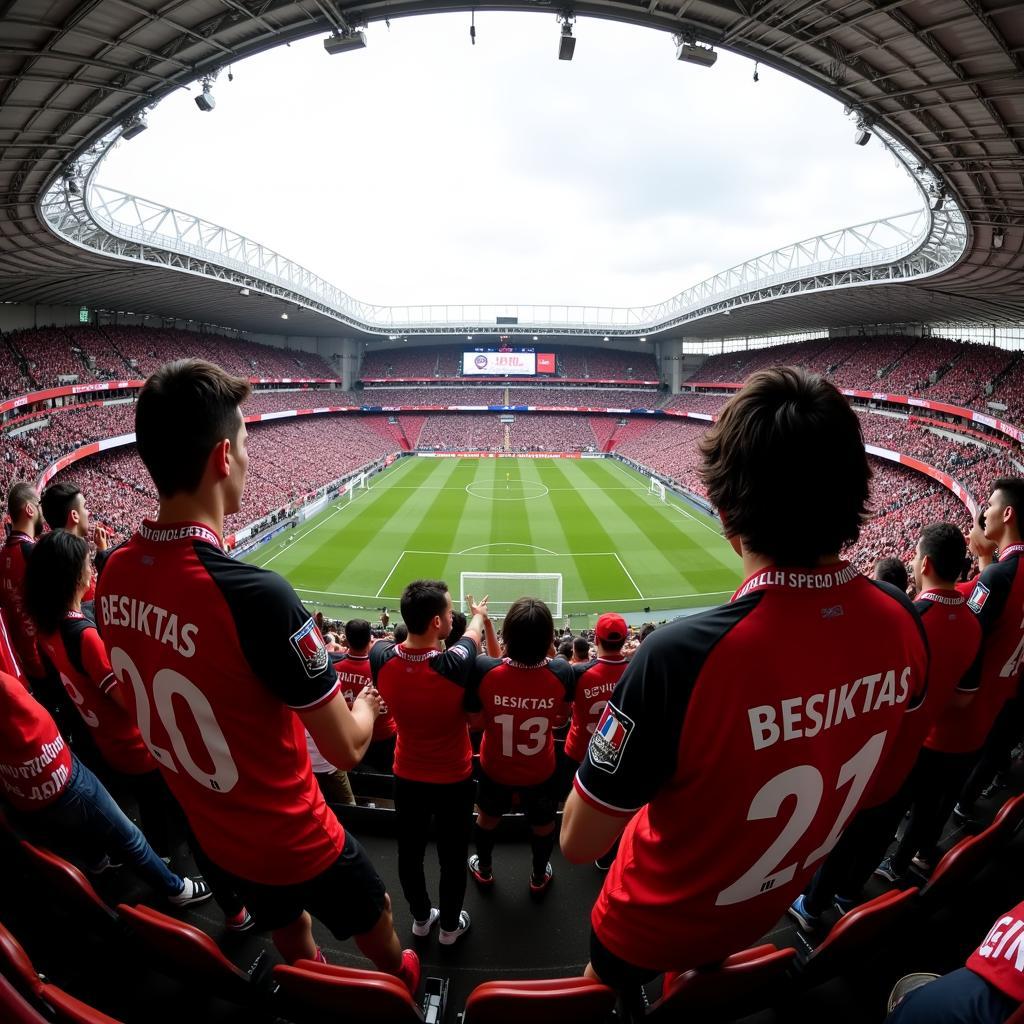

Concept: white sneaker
[[439, 910, 471, 946], [412, 908, 439, 937]]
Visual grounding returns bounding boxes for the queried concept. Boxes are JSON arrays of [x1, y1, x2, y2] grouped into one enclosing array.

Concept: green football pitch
[[243, 457, 743, 623]]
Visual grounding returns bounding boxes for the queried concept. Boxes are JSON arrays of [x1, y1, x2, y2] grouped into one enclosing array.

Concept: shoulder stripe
[[572, 774, 640, 817], [287, 678, 342, 712]]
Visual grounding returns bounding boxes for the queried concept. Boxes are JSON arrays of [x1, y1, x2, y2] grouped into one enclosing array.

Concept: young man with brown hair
[[561, 367, 929, 1017], [96, 359, 418, 989]]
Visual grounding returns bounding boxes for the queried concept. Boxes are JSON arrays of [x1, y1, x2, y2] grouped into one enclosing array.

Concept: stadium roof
[[0, 0, 1022, 341]]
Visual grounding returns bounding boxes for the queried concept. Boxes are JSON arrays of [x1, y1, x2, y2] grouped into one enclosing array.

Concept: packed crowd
[[508, 415, 599, 452], [0, 325, 337, 398], [416, 414, 506, 452], [3, 360, 1021, 1024]]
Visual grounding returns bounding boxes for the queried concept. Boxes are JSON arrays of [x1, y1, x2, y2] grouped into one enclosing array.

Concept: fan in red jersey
[[788, 521, 982, 931], [95, 359, 418, 991], [465, 596, 574, 896], [0, 483, 46, 683], [956, 511, 997, 598], [370, 580, 490, 947], [561, 367, 929, 1018], [0, 608, 28, 689], [336, 618, 397, 774], [956, 477, 1024, 820]]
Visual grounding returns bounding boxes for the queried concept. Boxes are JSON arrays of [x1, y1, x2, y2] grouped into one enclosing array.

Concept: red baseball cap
[[595, 613, 628, 643]]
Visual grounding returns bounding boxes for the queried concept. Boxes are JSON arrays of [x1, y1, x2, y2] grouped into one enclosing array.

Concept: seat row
[[4, 791, 1024, 1023]]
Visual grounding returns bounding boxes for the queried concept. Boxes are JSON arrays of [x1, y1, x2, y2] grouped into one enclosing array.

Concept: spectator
[[885, 898, 1024, 1022], [874, 556, 910, 593], [557, 639, 573, 660], [956, 478, 1024, 821], [370, 581, 489, 946], [572, 637, 591, 664], [789, 522, 981, 928], [0, 483, 46, 685], [466, 597, 573, 897], [335, 619, 396, 775], [305, 730, 356, 808], [96, 359, 416, 987], [0, 669, 210, 907], [561, 367, 928, 1018], [960, 511, 998, 593]]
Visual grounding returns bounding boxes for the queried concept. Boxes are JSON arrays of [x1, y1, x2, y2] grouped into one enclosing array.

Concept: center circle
[[465, 480, 550, 501]]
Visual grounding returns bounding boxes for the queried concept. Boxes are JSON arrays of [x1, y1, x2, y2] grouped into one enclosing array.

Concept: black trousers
[[960, 695, 1024, 810], [891, 747, 978, 874], [393, 776, 475, 932], [803, 779, 912, 916]]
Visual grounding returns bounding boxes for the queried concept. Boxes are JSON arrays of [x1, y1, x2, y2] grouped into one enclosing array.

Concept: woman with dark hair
[[25, 531, 177, 858]]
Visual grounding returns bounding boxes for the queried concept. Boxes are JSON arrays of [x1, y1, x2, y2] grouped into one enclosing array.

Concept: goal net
[[345, 472, 368, 502], [460, 572, 563, 620], [649, 477, 667, 502]]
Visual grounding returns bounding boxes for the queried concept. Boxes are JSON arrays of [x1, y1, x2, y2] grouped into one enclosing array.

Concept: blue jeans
[[31, 756, 184, 898]]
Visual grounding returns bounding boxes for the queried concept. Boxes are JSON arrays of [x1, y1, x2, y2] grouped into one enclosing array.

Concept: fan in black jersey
[[465, 597, 574, 896], [560, 367, 928, 1015], [956, 477, 1024, 821], [96, 360, 418, 991]]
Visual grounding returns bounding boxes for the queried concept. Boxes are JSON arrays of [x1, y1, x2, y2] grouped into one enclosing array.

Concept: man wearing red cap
[[563, 613, 630, 868]]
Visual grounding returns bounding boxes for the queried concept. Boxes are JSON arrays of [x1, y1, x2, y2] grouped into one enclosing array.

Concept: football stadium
[[1, 2, 1024, 1023]]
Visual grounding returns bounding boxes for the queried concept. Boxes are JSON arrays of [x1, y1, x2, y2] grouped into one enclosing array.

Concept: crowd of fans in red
[[0, 325, 335, 396]]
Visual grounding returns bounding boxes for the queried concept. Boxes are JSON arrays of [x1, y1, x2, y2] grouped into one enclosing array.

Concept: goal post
[[345, 472, 368, 502], [460, 572, 563, 619], [649, 477, 667, 502]]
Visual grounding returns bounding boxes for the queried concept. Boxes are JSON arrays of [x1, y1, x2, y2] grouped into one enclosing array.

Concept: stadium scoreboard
[[462, 343, 555, 376]]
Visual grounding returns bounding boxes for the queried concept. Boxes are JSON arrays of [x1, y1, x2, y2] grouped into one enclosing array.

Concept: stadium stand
[[507, 414, 599, 452], [416, 413, 505, 451]]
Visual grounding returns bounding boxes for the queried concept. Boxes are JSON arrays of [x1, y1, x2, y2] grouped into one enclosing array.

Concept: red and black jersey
[[96, 520, 344, 887], [574, 563, 928, 973], [916, 590, 984, 755], [564, 657, 628, 763], [333, 652, 396, 743], [959, 545, 1024, 752], [0, 608, 28, 689], [38, 611, 156, 776], [0, 532, 44, 678], [370, 637, 478, 783], [967, 899, 1024, 1002], [468, 656, 575, 787], [0, 670, 72, 811]]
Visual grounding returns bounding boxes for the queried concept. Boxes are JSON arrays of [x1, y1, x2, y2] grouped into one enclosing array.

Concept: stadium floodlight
[[639, 336, 647, 341], [121, 113, 148, 140], [195, 76, 216, 112], [281, 312, 289, 320], [324, 30, 367, 55], [239, 287, 250, 296], [603, 336, 610, 341], [674, 35, 718, 67], [558, 16, 576, 61]]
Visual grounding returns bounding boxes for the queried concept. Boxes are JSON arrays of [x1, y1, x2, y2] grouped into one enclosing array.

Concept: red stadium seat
[[116, 904, 255, 1003], [272, 960, 423, 1023], [462, 977, 616, 1024], [919, 827, 1003, 908], [645, 944, 796, 1021], [39, 984, 125, 1024], [0, 920, 45, 1001], [797, 888, 918, 981], [990, 793, 1024, 842], [0, 973, 50, 1024], [18, 843, 118, 930]]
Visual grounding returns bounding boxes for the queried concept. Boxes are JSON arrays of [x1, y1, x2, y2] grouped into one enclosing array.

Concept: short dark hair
[[344, 619, 371, 651], [993, 477, 1024, 522], [874, 557, 909, 592], [448, 610, 467, 645], [25, 530, 89, 634], [400, 579, 450, 635], [135, 359, 251, 497], [502, 597, 553, 665], [639, 623, 656, 642], [918, 522, 967, 583], [557, 640, 573, 659], [41, 482, 82, 531], [7, 482, 38, 522], [700, 367, 870, 565], [393, 623, 409, 643], [572, 637, 590, 659]]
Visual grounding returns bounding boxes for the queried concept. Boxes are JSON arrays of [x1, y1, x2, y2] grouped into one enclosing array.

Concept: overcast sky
[[99, 14, 921, 309]]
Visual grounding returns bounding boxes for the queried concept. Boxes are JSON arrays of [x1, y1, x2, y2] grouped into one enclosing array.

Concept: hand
[[93, 524, 109, 551], [467, 593, 489, 619], [354, 684, 384, 718]]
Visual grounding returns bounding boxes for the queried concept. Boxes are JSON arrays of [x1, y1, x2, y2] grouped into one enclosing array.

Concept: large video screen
[[462, 351, 556, 375]]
